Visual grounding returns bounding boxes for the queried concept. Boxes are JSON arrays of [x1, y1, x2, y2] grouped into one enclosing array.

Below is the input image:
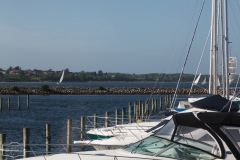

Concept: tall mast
[[213, 0, 218, 95], [210, 0, 218, 95], [209, 0, 214, 94], [220, 0, 226, 97], [224, 0, 229, 99]]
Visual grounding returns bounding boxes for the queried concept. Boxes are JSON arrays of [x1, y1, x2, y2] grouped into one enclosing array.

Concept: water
[[0, 81, 197, 88], [1, 81, 239, 88], [0, 94, 187, 156], [0, 81, 238, 157]]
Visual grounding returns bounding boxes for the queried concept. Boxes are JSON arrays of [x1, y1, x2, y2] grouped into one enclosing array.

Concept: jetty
[[0, 86, 238, 95]]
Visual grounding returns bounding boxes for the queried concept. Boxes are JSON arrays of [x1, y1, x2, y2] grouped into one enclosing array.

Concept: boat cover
[[145, 120, 169, 133], [174, 112, 240, 159], [198, 112, 240, 126], [190, 95, 239, 112]]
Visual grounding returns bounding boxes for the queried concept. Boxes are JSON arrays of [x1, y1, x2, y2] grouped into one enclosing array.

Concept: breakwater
[[0, 86, 238, 95]]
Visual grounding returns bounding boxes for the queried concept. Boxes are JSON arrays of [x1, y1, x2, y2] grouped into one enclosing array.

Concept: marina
[[1, 0, 240, 159], [0, 94, 176, 157]]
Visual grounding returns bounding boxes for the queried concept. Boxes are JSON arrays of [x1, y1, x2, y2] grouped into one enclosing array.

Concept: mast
[[210, 0, 218, 95], [224, 0, 229, 99], [220, 0, 226, 97], [213, 0, 218, 95], [209, 0, 214, 94]]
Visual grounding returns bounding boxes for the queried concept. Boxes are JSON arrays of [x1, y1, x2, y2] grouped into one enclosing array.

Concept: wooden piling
[[138, 100, 141, 117], [0, 133, 6, 160], [18, 96, 20, 110], [94, 113, 97, 128], [129, 114, 132, 123], [8, 97, 10, 111], [154, 98, 158, 112], [46, 123, 51, 154], [164, 96, 167, 110], [145, 99, 149, 117], [105, 112, 109, 128], [136, 105, 139, 121], [141, 103, 145, 120], [151, 98, 154, 113], [0, 97, 2, 112], [27, 94, 29, 108], [160, 97, 163, 111], [80, 117, 85, 140], [167, 95, 169, 108], [133, 101, 136, 119], [67, 119, 72, 153], [23, 128, 30, 158], [128, 102, 132, 123], [167, 94, 170, 108], [170, 94, 173, 107], [115, 109, 118, 125], [122, 108, 125, 124]]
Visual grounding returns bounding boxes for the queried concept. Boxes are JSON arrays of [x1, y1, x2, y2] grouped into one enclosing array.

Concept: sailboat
[[57, 70, 64, 84], [193, 73, 201, 85], [201, 77, 206, 85], [188, 0, 239, 104]]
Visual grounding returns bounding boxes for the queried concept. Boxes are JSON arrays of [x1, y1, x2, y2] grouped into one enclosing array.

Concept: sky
[[0, 0, 240, 74]]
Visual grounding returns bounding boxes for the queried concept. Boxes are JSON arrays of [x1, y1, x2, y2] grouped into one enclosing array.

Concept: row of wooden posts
[[0, 94, 172, 158], [0, 95, 30, 111], [0, 128, 31, 159]]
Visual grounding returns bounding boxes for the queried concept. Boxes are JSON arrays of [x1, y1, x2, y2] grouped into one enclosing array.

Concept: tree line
[[0, 66, 210, 82]]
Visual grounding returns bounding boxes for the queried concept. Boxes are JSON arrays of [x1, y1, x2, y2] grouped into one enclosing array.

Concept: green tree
[[13, 66, 20, 70], [98, 70, 103, 76], [19, 70, 25, 77], [8, 66, 13, 71]]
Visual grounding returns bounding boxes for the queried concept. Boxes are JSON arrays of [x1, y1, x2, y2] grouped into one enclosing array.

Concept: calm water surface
[[0, 81, 202, 88], [0, 81, 237, 156], [1, 81, 239, 88], [0, 94, 188, 155]]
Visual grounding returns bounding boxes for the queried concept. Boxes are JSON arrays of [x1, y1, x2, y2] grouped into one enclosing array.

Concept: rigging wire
[[176, 0, 200, 75], [234, 74, 240, 97], [151, 0, 191, 90], [147, 0, 204, 120], [234, 0, 240, 17], [229, 0, 240, 68], [145, 0, 192, 119], [170, 0, 206, 110], [160, 0, 198, 87], [189, 28, 211, 96]]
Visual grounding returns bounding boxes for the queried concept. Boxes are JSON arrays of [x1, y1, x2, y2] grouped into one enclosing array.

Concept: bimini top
[[126, 112, 240, 159], [174, 112, 240, 127], [174, 112, 240, 159], [190, 95, 239, 112]]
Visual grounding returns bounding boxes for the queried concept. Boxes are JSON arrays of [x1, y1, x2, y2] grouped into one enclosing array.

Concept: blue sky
[[0, 1, 239, 74]]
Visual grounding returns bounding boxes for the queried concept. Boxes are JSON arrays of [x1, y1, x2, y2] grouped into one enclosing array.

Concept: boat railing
[[75, 115, 161, 141], [0, 142, 159, 160], [0, 142, 96, 159]]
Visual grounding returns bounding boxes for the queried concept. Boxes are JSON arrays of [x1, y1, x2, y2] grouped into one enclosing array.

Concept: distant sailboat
[[57, 70, 64, 84], [201, 77, 206, 85], [193, 73, 201, 85], [217, 76, 221, 87]]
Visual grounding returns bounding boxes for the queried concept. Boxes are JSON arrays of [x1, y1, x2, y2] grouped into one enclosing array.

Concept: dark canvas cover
[[190, 95, 239, 112]]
